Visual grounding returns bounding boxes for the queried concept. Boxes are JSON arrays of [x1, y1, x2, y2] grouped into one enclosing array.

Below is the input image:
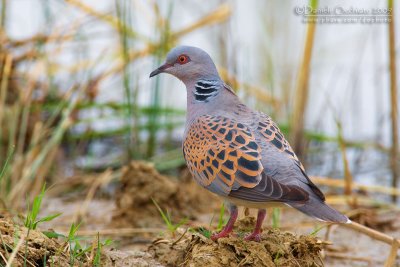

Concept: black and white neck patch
[[194, 80, 219, 102]]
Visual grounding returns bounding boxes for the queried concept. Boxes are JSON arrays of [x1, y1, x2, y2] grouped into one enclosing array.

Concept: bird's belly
[[224, 196, 289, 209]]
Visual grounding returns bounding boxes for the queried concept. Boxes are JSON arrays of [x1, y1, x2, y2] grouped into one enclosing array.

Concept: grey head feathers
[[149, 46, 224, 103], [163, 46, 221, 82]]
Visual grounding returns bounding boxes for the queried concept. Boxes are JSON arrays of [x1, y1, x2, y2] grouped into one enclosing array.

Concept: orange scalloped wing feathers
[[183, 115, 263, 195]]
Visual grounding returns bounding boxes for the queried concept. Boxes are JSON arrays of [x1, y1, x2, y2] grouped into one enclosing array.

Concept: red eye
[[177, 55, 189, 64]]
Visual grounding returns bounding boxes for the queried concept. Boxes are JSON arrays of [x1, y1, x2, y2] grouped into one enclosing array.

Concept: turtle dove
[[150, 46, 349, 242]]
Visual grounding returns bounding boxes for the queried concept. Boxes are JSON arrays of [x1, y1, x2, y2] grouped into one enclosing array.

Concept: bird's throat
[[193, 80, 220, 102]]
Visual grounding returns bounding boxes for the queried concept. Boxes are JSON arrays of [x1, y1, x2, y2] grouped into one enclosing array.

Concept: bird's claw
[[244, 232, 262, 242], [211, 230, 232, 241]]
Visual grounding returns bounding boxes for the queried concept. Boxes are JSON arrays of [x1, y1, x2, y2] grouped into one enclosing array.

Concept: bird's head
[[149, 46, 220, 83]]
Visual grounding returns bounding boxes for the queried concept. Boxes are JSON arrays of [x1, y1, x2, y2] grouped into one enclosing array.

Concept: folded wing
[[183, 115, 309, 203]]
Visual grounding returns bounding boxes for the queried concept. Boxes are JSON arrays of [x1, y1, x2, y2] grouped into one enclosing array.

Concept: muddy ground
[[0, 215, 324, 267], [3, 161, 400, 266], [148, 219, 323, 267], [113, 161, 220, 228], [0, 217, 73, 267]]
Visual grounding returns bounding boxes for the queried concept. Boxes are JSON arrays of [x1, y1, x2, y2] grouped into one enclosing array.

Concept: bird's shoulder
[[252, 112, 304, 169], [252, 111, 326, 201]]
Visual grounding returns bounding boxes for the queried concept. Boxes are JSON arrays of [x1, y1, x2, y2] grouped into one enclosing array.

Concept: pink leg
[[211, 205, 238, 241], [244, 209, 266, 242]]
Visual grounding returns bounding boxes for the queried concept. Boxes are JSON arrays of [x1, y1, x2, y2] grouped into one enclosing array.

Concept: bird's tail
[[290, 197, 350, 223]]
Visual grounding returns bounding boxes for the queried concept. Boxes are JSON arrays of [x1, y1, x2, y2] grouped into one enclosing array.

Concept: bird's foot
[[211, 204, 238, 241], [211, 229, 233, 241], [243, 209, 266, 242], [244, 231, 262, 242]]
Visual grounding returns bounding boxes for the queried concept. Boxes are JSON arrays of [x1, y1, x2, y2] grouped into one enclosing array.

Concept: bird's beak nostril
[[149, 63, 173, 78]]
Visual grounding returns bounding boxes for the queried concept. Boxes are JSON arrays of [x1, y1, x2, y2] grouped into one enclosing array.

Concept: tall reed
[[336, 121, 353, 196], [290, 0, 318, 159], [388, 0, 398, 202], [0, 1, 234, 208]]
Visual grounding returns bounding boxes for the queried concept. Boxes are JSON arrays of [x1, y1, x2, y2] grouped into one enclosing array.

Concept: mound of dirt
[[102, 249, 163, 267], [0, 218, 73, 267], [113, 161, 219, 228], [149, 217, 323, 267]]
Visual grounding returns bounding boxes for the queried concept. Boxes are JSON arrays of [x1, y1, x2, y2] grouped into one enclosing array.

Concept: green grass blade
[[310, 225, 325, 236], [151, 198, 173, 230], [42, 231, 65, 239], [217, 203, 226, 231], [272, 208, 281, 229], [0, 146, 14, 183], [34, 213, 62, 229], [93, 233, 101, 266]]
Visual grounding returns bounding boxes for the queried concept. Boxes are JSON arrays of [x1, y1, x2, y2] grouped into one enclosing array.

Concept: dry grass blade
[[336, 121, 354, 195], [47, 170, 121, 197], [87, 4, 232, 87], [388, 0, 398, 203], [66, 0, 140, 39], [59, 228, 164, 237], [172, 4, 231, 38], [0, 0, 6, 28], [343, 221, 400, 246], [384, 239, 400, 267], [72, 169, 113, 223], [5, 235, 24, 267], [8, 117, 74, 205], [311, 176, 400, 197], [219, 67, 281, 108], [0, 251, 7, 265], [9, 33, 67, 48], [0, 54, 12, 155], [290, 0, 318, 157], [325, 252, 372, 263], [15, 61, 42, 160], [7, 82, 80, 206], [324, 195, 386, 207]]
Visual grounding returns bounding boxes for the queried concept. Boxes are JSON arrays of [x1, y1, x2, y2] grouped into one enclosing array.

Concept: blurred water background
[[1, 0, 399, 203]]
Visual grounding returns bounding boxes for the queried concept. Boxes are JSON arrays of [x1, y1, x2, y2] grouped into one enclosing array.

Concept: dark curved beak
[[149, 63, 173, 78]]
